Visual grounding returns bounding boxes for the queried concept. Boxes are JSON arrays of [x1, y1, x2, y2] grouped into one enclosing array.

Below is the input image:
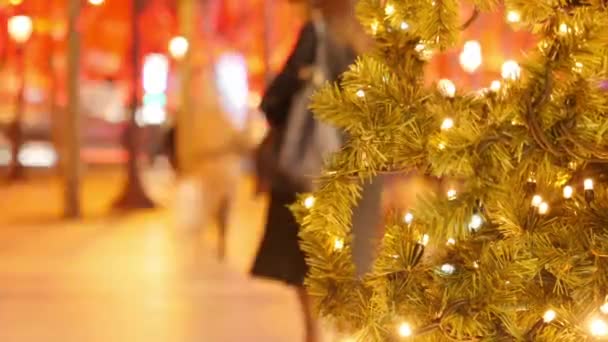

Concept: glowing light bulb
[[334, 238, 345, 251], [490, 80, 501, 92], [420, 234, 430, 246], [371, 20, 379, 35], [88, 0, 105, 5], [502, 60, 521, 81], [400, 21, 409, 30], [563, 186, 573, 199], [590, 318, 608, 337], [447, 238, 456, 245], [447, 189, 457, 200], [415, 43, 433, 61], [7, 15, 33, 44], [543, 309, 556, 323], [469, 214, 483, 231], [506, 10, 521, 23], [441, 118, 454, 130], [438, 79, 456, 98], [440, 263, 456, 275], [559, 23, 571, 35], [404, 212, 414, 224], [600, 302, 608, 315], [531, 195, 543, 207], [584, 178, 594, 190], [304, 196, 315, 209], [538, 202, 549, 215], [573, 61, 583, 74], [459, 40, 482, 73], [356, 89, 366, 98], [398, 322, 412, 337], [168, 36, 189, 60], [385, 3, 396, 16]]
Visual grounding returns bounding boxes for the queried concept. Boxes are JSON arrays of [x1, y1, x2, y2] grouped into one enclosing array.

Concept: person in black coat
[[251, 2, 371, 341]]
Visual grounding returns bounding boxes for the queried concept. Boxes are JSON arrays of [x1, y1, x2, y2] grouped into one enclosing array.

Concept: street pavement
[[0, 171, 340, 342]]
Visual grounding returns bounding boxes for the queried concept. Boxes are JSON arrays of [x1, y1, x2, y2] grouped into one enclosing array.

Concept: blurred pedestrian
[[163, 64, 254, 261], [250, 1, 373, 341]]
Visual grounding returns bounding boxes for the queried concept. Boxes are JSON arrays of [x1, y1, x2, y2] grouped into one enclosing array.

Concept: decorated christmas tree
[[293, 0, 608, 340]]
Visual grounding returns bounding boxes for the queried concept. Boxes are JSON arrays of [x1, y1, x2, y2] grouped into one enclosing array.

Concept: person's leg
[[217, 195, 230, 261], [296, 286, 319, 342]]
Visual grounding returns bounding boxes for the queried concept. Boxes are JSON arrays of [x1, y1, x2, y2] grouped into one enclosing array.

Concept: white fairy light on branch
[[558, 23, 571, 35], [438, 79, 456, 98], [440, 263, 456, 275], [584, 178, 594, 190], [531, 195, 543, 207], [447, 188, 457, 200], [398, 322, 412, 337], [404, 212, 414, 224], [334, 238, 345, 251], [502, 60, 521, 81], [420, 234, 430, 246], [538, 202, 549, 215], [385, 3, 396, 16], [506, 10, 521, 23], [441, 117, 454, 130], [563, 186, 573, 199], [543, 309, 556, 323], [469, 214, 483, 232], [600, 301, 608, 315], [490, 80, 501, 92], [459, 40, 482, 73], [590, 318, 608, 337], [304, 196, 316, 209]]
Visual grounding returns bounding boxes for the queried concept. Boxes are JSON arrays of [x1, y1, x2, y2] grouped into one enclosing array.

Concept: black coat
[[252, 22, 356, 286]]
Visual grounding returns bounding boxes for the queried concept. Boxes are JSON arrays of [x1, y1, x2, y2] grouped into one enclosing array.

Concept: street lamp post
[[7, 15, 33, 181]]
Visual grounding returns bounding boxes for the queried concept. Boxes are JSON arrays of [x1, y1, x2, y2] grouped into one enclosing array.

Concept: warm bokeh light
[[502, 60, 521, 81], [88, 0, 105, 5], [538, 202, 549, 215], [506, 10, 521, 23], [441, 118, 454, 130], [585, 178, 594, 190], [590, 318, 608, 337], [459, 40, 482, 73], [7, 15, 33, 44], [438, 79, 456, 98], [168, 36, 189, 60], [9, 0, 23, 5], [543, 309, 556, 323], [563, 185, 573, 199], [490, 80, 502, 92], [304, 196, 315, 209], [333, 238, 344, 251], [398, 322, 412, 337], [404, 212, 413, 224]]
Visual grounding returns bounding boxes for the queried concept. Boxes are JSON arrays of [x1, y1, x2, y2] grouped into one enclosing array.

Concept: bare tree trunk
[[113, 0, 154, 210], [64, 0, 82, 218], [7, 47, 25, 181], [176, 0, 195, 174]]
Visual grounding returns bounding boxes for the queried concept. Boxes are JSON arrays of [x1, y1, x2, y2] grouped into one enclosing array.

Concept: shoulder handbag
[[277, 17, 342, 192]]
